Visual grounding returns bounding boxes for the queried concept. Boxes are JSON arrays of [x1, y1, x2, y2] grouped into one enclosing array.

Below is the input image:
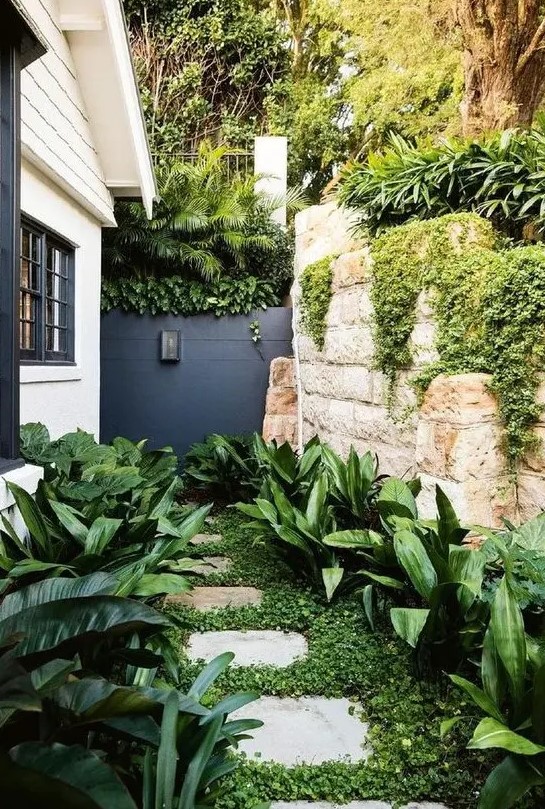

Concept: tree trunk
[[457, 0, 545, 136]]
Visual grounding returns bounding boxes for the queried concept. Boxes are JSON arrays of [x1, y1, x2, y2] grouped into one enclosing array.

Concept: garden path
[[166, 516, 459, 808]]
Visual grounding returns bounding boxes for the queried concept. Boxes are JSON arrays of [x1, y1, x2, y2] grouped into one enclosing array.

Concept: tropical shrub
[[251, 434, 324, 505], [238, 473, 358, 600], [0, 575, 260, 808], [448, 571, 545, 809], [13, 424, 209, 597], [337, 124, 545, 239], [102, 143, 297, 283], [184, 434, 260, 501]]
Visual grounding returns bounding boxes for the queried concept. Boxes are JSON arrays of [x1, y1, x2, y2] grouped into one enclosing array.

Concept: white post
[[254, 136, 288, 228]]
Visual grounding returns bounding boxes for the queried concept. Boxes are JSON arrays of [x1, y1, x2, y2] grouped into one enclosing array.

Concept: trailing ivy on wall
[[101, 274, 281, 317], [299, 255, 334, 350], [370, 212, 545, 465]]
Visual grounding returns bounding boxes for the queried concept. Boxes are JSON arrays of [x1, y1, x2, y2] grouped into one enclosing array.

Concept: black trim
[[0, 33, 22, 468]]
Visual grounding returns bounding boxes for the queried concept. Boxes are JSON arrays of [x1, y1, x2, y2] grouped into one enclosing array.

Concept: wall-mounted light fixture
[[160, 330, 181, 362]]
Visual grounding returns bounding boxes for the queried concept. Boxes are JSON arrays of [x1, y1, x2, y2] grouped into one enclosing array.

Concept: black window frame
[[0, 0, 46, 471], [20, 217, 76, 365]]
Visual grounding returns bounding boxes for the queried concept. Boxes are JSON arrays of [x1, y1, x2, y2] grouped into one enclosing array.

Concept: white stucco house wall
[[0, 0, 155, 512]]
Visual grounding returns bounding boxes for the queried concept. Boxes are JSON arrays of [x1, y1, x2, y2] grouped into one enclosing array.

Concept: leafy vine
[[370, 213, 545, 466], [299, 255, 335, 350]]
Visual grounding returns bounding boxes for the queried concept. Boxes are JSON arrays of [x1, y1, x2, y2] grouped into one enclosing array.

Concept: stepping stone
[[270, 804, 449, 809], [403, 805, 451, 809], [192, 556, 231, 575], [186, 630, 308, 667], [165, 586, 262, 611], [271, 803, 390, 809], [232, 696, 370, 765], [190, 533, 222, 546]]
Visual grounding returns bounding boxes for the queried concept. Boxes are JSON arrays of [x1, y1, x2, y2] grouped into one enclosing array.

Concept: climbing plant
[[299, 256, 334, 350], [370, 213, 545, 465]]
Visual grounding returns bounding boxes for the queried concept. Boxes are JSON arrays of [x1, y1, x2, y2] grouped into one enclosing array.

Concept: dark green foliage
[[123, 0, 288, 155], [13, 424, 209, 598], [0, 576, 258, 809], [237, 438, 401, 600], [338, 124, 545, 239], [299, 256, 334, 349], [184, 434, 260, 501], [101, 273, 281, 317]]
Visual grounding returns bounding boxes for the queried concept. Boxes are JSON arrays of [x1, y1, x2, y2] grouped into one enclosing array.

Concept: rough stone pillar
[[415, 373, 517, 526], [263, 357, 298, 446]]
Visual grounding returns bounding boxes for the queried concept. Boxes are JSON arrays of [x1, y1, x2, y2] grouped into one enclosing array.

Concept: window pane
[[46, 326, 66, 353], [19, 293, 35, 350]]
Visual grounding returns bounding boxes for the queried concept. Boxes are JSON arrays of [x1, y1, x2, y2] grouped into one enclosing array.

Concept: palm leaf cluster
[[337, 119, 545, 238], [103, 142, 303, 281]]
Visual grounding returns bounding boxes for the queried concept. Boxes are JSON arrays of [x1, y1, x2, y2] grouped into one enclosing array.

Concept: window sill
[[21, 364, 82, 383], [0, 463, 43, 512]]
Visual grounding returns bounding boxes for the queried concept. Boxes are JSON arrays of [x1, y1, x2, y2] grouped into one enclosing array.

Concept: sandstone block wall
[[284, 202, 545, 526], [262, 357, 298, 446]]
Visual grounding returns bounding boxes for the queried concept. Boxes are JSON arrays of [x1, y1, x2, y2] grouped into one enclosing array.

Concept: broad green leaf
[[188, 652, 234, 700], [394, 530, 437, 599], [323, 530, 384, 548], [7, 482, 49, 552], [491, 576, 526, 706], [449, 674, 504, 723], [482, 624, 505, 706], [362, 583, 374, 630], [156, 690, 179, 809], [322, 567, 344, 602], [84, 518, 122, 556], [532, 665, 545, 745], [390, 607, 429, 647], [478, 754, 545, 809], [132, 573, 190, 597], [6, 742, 138, 809], [0, 573, 118, 619], [469, 717, 545, 755], [49, 501, 88, 545], [378, 477, 417, 518], [0, 596, 169, 658], [511, 513, 545, 552], [177, 715, 224, 809], [361, 571, 404, 589]]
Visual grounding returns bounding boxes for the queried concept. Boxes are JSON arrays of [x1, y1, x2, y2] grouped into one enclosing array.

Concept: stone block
[[359, 288, 375, 324], [266, 387, 297, 416], [522, 426, 545, 474], [414, 290, 436, 324], [517, 473, 545, 522], [270, 357, 295, 388], [418, 473, 517, 527], [271, 803, 391, 809], [332, 249, 372, 290], [415, 421, 506, 481], [263, 414, 298, 446], [232, 696, 370, 765], [419, 374, 498, 426], [192, 556, 232, 576], [166, 586, 263, 611], [186, 630, 308, 667], [409, 321, 439, 366], [297, 334, 324, 363], [324, 326, 374, 365], [190, 533, 222, 546], [326, 287, 363, 328]]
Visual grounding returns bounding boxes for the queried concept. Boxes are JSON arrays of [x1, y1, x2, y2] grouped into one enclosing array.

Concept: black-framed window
[[20, 219, 75, 364]]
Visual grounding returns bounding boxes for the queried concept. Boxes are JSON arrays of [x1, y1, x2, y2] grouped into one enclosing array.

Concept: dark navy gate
[[100, 307, 293, 462]]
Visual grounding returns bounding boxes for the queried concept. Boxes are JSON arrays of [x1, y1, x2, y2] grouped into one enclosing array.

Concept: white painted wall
[[19, 0, 115, 225], [20, 160, 102, 439]]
